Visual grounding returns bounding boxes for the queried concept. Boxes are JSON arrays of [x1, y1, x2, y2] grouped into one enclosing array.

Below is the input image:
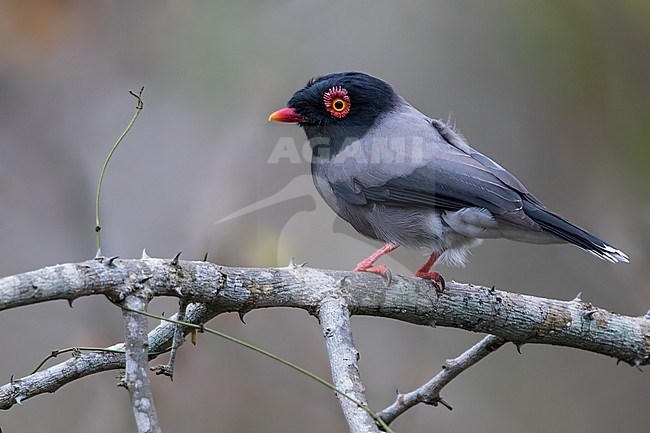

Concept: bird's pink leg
[[354, 242, 399, 282], [415, 252, 445, 291]]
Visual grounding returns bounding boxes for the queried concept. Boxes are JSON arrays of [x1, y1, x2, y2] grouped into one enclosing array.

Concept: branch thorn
[[582, 310, 597, 320], [171, 251, 182, 266], [436, 397, 453, 411], [138, 275, 153, 284], [572, 292, 583, 303], [105, 256, 119, 267], [141, 249, 151, 260]]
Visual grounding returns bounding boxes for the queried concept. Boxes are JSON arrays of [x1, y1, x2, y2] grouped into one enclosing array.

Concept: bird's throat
[[303, 125, 367, 160]]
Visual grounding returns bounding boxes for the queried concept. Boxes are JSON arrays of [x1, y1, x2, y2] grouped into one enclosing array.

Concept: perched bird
[[269, 72, 628, 288]]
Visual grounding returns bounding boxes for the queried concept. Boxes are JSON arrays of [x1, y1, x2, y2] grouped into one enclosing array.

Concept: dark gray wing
[[330, 152, 541, 230], [326, 113, 543, 231]]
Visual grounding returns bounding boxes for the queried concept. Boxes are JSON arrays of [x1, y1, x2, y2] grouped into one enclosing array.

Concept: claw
[[437, 274, 446, 292], [352, 243, 399, 285], [415, 251, 444, 291], [415, 271, 445, 292], [383, 267, 393, 285]]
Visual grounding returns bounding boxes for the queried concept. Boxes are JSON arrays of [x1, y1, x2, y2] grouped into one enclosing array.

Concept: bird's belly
[[346, 204, 470, 251]]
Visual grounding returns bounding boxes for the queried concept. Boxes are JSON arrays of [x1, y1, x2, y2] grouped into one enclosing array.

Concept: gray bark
[[1, 257, 649, 431]]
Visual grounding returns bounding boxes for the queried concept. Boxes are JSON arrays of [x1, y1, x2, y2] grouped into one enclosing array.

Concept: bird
[[268, 71, 628, 288]]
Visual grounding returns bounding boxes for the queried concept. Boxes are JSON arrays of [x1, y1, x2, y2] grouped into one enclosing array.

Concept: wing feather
[[326, 111, 542, 230]]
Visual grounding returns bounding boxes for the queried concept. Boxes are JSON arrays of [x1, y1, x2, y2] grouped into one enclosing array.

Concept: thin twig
[[378, 334, 507, 425], [30, 346, 132, 375], [117, 301, 392, 430], [150, 299, 189, 380], [95, 87, 144, 250], [0, 304, 211, 410]]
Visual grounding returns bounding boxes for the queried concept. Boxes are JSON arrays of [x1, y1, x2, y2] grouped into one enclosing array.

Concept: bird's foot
[[415, 271, 445, 292], [354, 264, 393, 285]]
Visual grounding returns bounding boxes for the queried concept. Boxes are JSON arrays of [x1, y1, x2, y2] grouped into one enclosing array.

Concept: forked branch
[[0, 258, 648, 430]]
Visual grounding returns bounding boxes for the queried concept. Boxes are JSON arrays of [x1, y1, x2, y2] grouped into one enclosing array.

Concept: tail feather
[[523, 200, 629, 263]]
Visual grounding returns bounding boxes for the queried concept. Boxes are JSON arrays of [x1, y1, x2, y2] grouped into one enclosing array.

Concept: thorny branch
[[0, 257, 649, 430], [0, 302, 212, 410], [378, 334, 507, 425], [120, 293, 162, 433], [319, 297, 380, 433]]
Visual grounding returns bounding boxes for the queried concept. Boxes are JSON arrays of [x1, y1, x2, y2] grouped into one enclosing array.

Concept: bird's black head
[[287, 72, 399, 128], [269, 72, 400, 156]]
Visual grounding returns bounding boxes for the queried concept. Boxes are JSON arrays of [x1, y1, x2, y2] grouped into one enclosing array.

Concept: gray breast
[[311, 159, 379, 240]]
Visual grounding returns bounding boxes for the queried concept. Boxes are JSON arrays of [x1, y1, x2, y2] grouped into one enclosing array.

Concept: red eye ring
[[323, 86, 351, 118]]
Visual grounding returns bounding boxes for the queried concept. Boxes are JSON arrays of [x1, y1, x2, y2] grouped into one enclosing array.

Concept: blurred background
[[1, 1, 649, 432]]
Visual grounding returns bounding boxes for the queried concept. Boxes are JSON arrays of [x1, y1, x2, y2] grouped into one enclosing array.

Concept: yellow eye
[[323, 86, 351, 118], [331, 98, 348, 112]]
